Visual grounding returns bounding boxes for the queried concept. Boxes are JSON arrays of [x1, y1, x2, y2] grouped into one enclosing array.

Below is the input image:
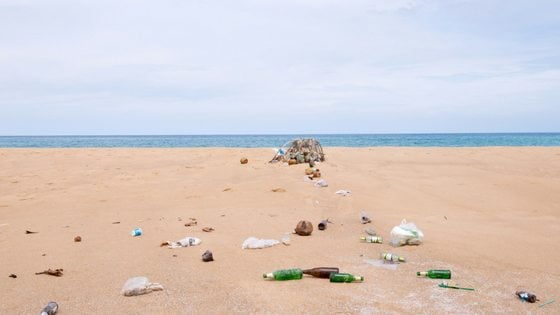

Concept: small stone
[[202, 250, 214, 262], [240, 157, 248, 164], [9, 274, 17, 278], [295, 220, 313, 236], [74, 236, 82, 242], [365, 227, 377, 236]]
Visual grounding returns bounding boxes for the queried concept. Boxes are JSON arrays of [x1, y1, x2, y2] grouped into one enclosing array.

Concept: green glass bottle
[[329, 273, 364, 283], [263, 268, 303, 281], [416, 270, 451, 279]]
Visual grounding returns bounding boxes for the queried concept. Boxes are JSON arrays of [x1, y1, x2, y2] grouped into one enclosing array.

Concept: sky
[[0, 0, 559, 135]]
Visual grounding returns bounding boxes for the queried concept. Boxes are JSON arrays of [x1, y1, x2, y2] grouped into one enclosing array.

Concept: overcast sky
[[0, 0, 559, 135]]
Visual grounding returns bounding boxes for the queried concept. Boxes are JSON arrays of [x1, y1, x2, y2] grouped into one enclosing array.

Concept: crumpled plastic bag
[[167, 237, 202, 249], [242, 237, 280, 249], [314, 179, 328, 187], [335, 190, 351, 196], [121, 276, 164, 296], [390, 219, 424, 246]]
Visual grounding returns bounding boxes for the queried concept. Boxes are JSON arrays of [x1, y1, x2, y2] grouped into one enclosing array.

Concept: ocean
[[0, 133, 559, 148]]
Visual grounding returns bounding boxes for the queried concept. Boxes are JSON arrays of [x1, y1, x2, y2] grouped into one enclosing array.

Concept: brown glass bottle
[[302, 267, 339, 278]]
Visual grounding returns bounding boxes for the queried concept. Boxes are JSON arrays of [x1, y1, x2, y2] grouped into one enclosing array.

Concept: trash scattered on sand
[[314, 179, 328, 187], [302, 267, 339, 278], [271, 188, 286, 192], [130, 227, 142, 237], [121, 276, 164, 296], [516, 291, 539, 303], [439, 282, 474, 291], [184, 218, 197, 227], [35, 268, 63, 277], [390, 219, 423, 246], [539, 299, 555, 308], [25, 230, 38, 234], [318, 219, 331, 230], [74, 236, 82, 242], [281, 233, 291, 245], [330, 273, 364, 283], [202, 250, 214, 262], [365, 227, 377, 236], [242, 237, 280, 249], [202, 227, 214, 232], [360, 235, 383, 243], [263, 268, 303, 281], [295, 220, 313, 236], [163, 237, 202, 249], [417, 270, 451, 279], [360, 211, 371, 224], [380, 252, 405, 263], [335, 190, 351, 196], [9, 274, 17, 278], [40, 301, 58, 315]]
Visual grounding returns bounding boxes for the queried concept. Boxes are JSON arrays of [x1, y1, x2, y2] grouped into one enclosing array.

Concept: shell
[[295, 220, 313, 236]]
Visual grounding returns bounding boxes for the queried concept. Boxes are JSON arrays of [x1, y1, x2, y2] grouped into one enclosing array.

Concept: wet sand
[[1, 147, 559, 314]]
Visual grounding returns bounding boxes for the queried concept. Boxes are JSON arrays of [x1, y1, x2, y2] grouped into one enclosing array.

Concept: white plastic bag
[[314, 179, 328, 187], [390, 219, 424, 246], [242, 237, 280, 249], [335, 190, 351, 196], [121, 276, 164, 296]]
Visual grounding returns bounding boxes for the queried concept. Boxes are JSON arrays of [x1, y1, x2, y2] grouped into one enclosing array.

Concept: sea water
[[0, 133, 559, 148]]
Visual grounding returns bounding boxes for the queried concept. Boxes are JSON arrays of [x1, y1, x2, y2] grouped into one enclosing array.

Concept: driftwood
[[35, 268, 64, 277], [270, 138, 325, 163]]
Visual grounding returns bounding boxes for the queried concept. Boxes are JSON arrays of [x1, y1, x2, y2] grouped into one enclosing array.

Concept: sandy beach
[[0, 147, 559, 314]]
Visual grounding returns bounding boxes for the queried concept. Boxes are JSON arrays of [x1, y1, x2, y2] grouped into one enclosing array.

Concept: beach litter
[[439, 282, 474, 291], [360, 211, 372, 224], [294, 220, 313, 236], [281, 233, 291, 245], [202, 250, 214, 262], [335, 190, 351, 196], [390, 219, 423, 246], [271, 188, 286, 192], [202, 227, 214, 232], [242, 237, 280, 249], [318, 219, 331, 230], [360, 235, 383, 243], [365, 227, 377, 236], [516, 291, 539, 303], [40, 301, 58, 315], [162, 237, 202, 249], [121, 276, 164, 297], [130, 227, 142, 237], [25, 230, 38, 234], [35, 268, 63, 277], [380, 252, 405, 263], [184, 218, 197, 227], [539, 299, 555, 308], [314, 179, 328, 187]]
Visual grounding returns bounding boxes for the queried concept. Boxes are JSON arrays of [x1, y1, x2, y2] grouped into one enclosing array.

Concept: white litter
[[335, 190, 351, 196], [314, 179, 328, 187], [121, 276, 164, 296], [390, 219, 424, 246], [242, 237, 280, 249], [167, 236, 202, 249]]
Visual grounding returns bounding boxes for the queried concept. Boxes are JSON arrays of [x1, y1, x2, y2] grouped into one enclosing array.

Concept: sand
[[0, 147, 559, 314]]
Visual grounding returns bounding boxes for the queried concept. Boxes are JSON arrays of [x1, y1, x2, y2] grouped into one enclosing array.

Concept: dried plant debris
[[25, 230, 38, 234], [202, 227, 214, 232], [35, 268, 63, 277]]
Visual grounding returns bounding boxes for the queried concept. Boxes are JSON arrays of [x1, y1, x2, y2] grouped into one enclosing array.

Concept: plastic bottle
[[131, 228, 142, 237], [263, 268, 303, 281], [360, 236, 383, 244], [516, 291, 539, 303], [417, 270, 451, 279], [302, 267, 339, 278], [40, 302, 58, 315], [330, 273, 364, 283], [380, 252, 405, 263]]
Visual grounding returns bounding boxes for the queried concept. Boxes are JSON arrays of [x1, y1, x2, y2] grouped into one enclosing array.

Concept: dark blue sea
[[0, 133, 559, 148]]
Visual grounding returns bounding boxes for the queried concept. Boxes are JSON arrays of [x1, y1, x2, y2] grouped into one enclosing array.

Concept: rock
[[240, 157, 248, 164], [74, 236, 82, 242], [295, 220, 313, 236], [202, 250, 214, 262]]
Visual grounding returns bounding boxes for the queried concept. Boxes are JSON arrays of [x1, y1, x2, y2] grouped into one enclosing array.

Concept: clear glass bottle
[[380, 252, 405, 263], [329, 273, 364, 283], [360, 236, 383, 243], [417, 270, 451, 279], [263, 268, 303, 281]]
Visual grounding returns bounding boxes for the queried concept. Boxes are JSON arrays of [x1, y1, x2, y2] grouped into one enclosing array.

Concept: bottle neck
[[263, 273, 274, 279], [417, 271, 428, 277]]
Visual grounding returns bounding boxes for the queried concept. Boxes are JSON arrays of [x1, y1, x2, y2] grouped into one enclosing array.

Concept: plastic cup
[[131, 228, 142, 236]]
